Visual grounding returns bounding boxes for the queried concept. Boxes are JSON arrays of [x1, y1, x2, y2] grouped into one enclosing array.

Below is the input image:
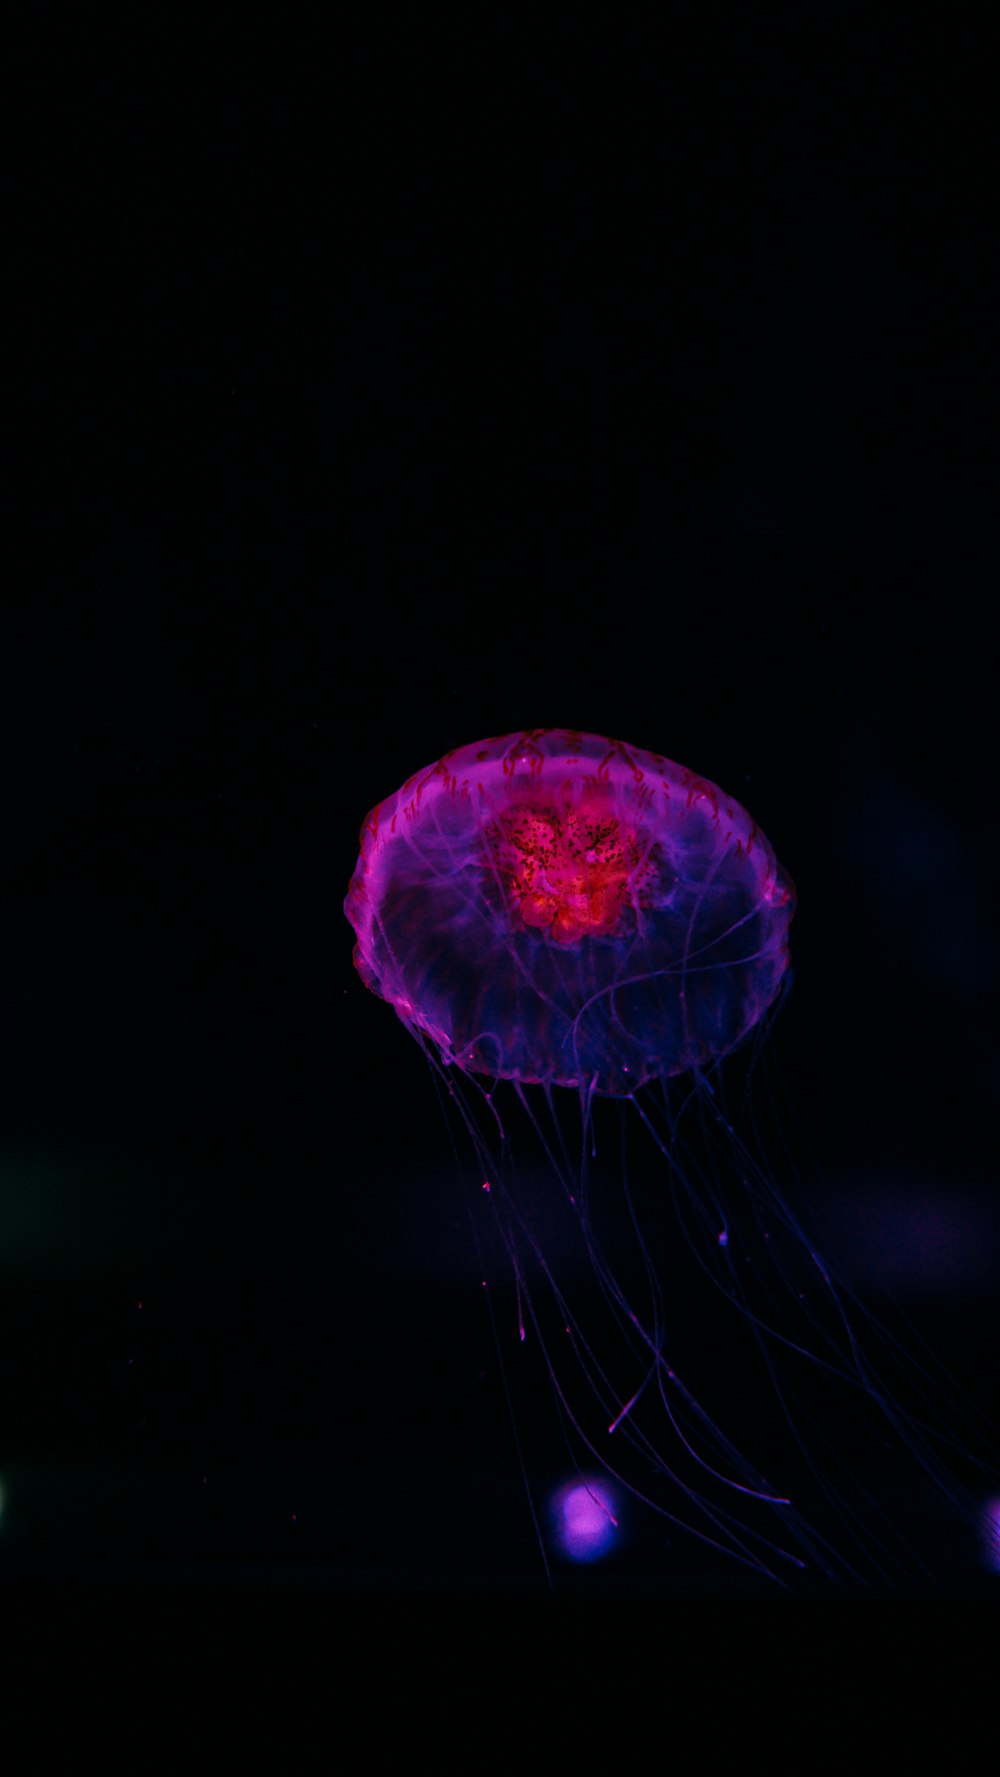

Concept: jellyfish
[[344, 729, 990, 1588]]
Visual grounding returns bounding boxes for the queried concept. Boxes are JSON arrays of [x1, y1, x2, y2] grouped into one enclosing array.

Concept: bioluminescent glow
[[550, 1477, 620, 1563]]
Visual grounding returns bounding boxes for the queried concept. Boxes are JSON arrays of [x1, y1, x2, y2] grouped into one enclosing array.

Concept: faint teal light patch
[[550, 1476, 621, 1563], [0, 1150, 133, 1274], [0, 1148, 227, 1277]]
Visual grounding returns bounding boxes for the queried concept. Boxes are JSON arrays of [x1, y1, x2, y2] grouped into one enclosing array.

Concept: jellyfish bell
[[344, 729, 993, 1589], [345, 729, 794, 1096]]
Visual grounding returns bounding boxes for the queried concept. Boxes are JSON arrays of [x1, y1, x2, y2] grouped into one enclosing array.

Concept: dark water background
[[4, 26, 998, 1601]]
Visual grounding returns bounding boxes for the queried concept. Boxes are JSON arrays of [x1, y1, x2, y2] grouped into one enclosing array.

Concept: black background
[[3, 25, 998, 1599]]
